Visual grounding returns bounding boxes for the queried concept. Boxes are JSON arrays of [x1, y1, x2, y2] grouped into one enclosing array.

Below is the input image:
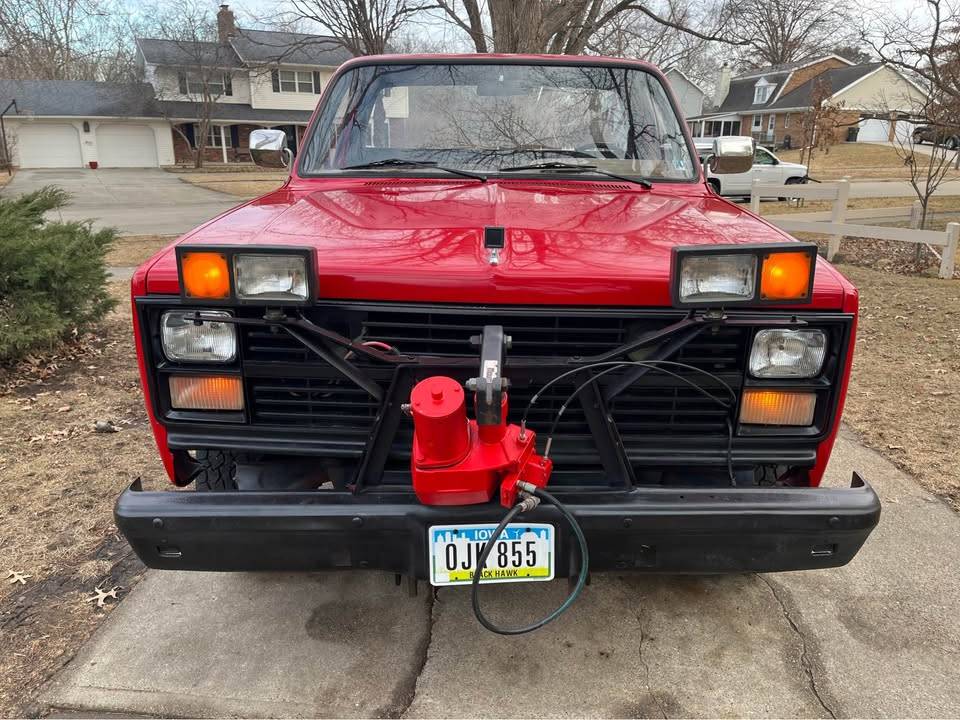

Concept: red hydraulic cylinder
[[409, 376, 470, 468]]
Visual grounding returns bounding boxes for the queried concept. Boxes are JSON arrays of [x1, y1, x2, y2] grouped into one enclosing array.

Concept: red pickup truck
[[116, 54, 879, 626]]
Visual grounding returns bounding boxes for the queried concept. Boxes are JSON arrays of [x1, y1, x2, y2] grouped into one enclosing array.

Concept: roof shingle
[[0, 79, 163, 117]]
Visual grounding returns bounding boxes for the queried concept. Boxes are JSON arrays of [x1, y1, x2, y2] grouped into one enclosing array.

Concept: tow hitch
[[407, 326, 590, 635]]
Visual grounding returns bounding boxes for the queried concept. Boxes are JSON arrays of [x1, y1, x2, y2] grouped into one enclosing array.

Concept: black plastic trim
[[115, 473, 881, 575]]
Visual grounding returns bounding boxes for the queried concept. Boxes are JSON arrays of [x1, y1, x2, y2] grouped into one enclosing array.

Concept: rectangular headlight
[[161, 310, 236, 363], [750, 329, 826, 378], [234, 254, 308, 301], [678, 253, 756, 303]]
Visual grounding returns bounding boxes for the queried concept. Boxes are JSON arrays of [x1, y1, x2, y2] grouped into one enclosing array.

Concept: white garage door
[[95, 124, 159, 167], [18, 124, 83, 168], [858, 118, 891, 142]]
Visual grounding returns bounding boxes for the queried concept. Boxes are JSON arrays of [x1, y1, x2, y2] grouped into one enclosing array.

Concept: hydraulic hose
[[470, 486, 590, 635]]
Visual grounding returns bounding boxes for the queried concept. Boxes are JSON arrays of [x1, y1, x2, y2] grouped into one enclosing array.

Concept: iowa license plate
[[428, 523, 555, 586]]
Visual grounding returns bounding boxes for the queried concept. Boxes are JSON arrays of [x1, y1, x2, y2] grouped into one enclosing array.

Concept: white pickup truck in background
[[696, 139, 808, 197]]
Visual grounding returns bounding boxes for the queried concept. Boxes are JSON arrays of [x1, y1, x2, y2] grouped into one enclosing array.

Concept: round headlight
[[749, 329, 826, 378], [161, 310, 237, 363]]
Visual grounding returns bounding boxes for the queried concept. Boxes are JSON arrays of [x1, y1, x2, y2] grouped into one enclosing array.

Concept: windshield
[[298, 62, 697, 182]]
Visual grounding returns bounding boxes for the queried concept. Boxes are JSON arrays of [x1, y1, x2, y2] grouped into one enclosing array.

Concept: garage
[[857, 118, 891, 142], [17, 123, 83, 168], [95, 123, 159, 167]]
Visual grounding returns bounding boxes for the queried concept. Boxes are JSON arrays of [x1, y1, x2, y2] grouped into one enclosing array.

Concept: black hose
[[470, 487, 590, 635]]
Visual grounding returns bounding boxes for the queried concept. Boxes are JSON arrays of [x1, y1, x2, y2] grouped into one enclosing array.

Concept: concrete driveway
[[42, 429, 960, 718], [3, 168, 239, 236]]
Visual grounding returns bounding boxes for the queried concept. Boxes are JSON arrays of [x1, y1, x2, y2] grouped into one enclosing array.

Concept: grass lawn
[[107, 235, 176, 267], [837, 264, 960, 510], [174, 170, 287, 198], [0, 283, 165, 715], [777, 142, 960, 181]]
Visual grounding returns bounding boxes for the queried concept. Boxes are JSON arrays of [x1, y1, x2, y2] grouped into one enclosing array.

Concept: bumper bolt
[[622, 517, 632, 528], [828, 516, 841, 528], [352, 516, 364, 527], [152, 518, 164, 529]]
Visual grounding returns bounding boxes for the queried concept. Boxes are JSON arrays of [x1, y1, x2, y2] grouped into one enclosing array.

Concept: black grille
[[242, 308, 748, 472]]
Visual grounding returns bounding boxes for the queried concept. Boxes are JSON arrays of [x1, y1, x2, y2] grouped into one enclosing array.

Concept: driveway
[[42, 430, 960, 718], [3, 168, 239, 236]]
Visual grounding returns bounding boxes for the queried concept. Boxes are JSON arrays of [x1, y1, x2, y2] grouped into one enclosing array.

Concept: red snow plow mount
[[408, 326, 553, 508]]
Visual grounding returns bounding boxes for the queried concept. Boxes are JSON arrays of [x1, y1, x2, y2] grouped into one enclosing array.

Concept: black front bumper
[[115, 474, 880, 577]]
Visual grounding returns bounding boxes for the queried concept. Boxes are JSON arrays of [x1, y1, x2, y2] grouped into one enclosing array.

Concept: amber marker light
[[760, 250, 813, 301], [740, 389, 816, 426], [180, 251, 230, 299], [169, 375, 244, 411]]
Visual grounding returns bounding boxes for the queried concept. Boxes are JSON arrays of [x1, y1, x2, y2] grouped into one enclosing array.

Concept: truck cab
[[116, 55, 879, 593]]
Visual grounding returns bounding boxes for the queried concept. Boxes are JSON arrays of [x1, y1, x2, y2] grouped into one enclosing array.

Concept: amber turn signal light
[[169, 375, 243, 411], [760, 251, 813, 301], [180, 251, 230, 299], [740, 390, 816, 426]]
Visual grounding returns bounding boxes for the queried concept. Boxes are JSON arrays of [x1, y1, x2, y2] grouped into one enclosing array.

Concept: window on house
[[181, 72, 233, 97], [278, 70, 316, 93], [753, 80, 772, 104], [784, 113, 790, 128], [195, 124, 232, 148], [752, 114, 762, 130], [768, 114, 776, 131]]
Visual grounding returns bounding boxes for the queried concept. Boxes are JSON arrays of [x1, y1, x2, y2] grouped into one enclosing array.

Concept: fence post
[[750, 178, 761, 215], [941, 222, 959, 279], [827, 177, 850, 261]]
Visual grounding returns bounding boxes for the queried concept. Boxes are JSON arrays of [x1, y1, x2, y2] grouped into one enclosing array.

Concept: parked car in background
[[912, 124, 960, 149], [696, 139, 808, 197]]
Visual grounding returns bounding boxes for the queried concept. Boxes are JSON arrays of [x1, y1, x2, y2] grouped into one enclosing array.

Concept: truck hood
[[144, 178, 850, 308]]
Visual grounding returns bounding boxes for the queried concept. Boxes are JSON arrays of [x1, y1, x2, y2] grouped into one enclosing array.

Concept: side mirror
[[707, 136, 754, 174], [250, 128, 292, 169]]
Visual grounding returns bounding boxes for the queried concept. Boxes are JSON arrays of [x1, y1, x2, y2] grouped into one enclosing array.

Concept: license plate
[[428, 523, 555, 587]]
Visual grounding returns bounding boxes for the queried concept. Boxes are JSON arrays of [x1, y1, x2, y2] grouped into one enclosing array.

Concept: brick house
[[688, 55, 927, 149]]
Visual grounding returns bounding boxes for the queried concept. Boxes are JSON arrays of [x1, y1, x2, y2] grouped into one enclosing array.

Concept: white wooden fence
[[750, 178, 959, 279]]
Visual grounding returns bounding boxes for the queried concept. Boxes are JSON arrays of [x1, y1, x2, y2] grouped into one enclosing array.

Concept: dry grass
[[0, 283, 167, 716], [107, 234, 175, 267], [0, 170, 13, 188], [175, 170, 286, 197], [777, 143, 960, 181], [838, 264, 960, 510]]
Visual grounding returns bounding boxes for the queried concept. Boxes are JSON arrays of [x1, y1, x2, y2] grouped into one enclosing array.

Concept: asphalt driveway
[[42, 430, 960, 718], [3, 168, 239, 236]]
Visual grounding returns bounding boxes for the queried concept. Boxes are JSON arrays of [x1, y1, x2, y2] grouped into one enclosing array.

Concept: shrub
[[0, 187, 116, 364]]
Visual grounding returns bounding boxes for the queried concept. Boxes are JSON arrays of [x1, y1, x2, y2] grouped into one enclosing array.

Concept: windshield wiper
[[499, 161, 652, 189], [340, 158, 487, 182]]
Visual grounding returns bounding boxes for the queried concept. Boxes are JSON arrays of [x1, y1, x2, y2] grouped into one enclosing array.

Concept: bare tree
[[139, 0, 237, 168], [890, 95, 959, 237], [796, 77, 848, 175], [287, 0, 436, 55], [862, 0, 960, 109], [432, 0, 743, 55], [731, 0, 854, 69], [0, 0, 136, 80]]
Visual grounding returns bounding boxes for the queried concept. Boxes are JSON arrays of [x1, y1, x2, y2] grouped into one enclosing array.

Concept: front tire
[[193, 449, 238, 491]]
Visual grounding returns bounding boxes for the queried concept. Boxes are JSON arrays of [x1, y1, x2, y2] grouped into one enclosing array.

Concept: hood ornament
[[484, 226, 505, 267]]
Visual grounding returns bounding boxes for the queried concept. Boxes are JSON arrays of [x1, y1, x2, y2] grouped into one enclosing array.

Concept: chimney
[[217, 4, 236, 43], [714, 63, 731, 108]]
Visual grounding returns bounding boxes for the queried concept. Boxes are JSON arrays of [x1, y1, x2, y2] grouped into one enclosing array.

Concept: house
[[0, 5, 407, 168], [0, 79, 174, 168], [664, 68, 706, 119], [688, 55, 927, 148]]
